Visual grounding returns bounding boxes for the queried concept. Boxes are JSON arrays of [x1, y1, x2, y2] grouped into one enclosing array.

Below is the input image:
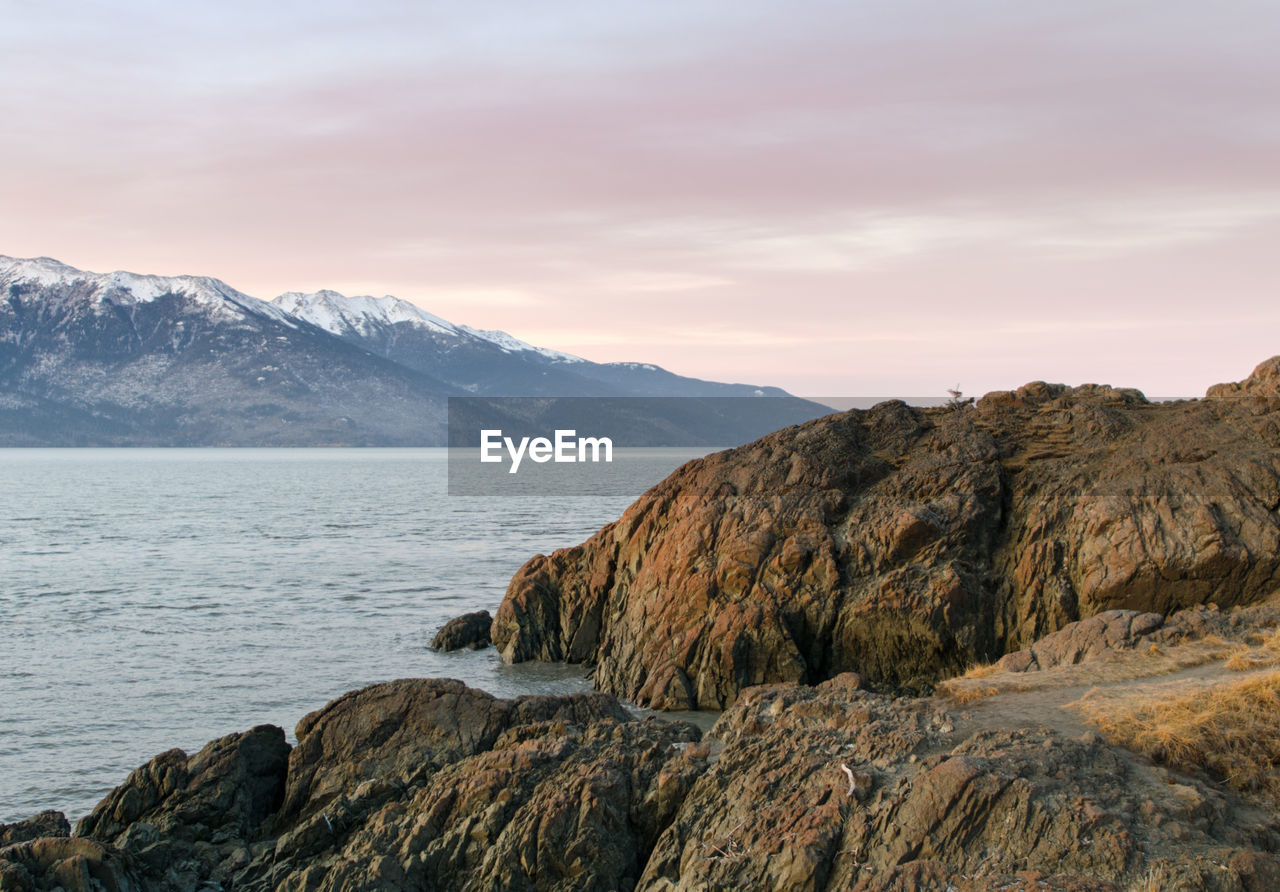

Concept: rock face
[[430, 610, 493, 651], [494, 359, 1280, 708], [243, 679, 690, 890], [0, 813, 68, 847], [638, 678, 1280, 892], [996, 609, 1166, 672], [7, 675, 1278, 891], [0, 837, 145, 892], [72, 724, 289, 888]]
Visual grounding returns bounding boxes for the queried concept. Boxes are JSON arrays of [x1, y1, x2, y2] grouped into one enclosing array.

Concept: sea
[[0, 447, 710, 824]]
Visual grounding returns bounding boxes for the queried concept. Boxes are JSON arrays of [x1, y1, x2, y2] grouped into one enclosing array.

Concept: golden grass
[[941, 683, 1000, 705], [1225, 626, 1280, 672], [1069, 669, 1280, 795], [937, 636, 1237, 704]]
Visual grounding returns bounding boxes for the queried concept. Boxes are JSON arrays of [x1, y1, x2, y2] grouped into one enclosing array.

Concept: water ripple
[[1, 447, 698, 824]]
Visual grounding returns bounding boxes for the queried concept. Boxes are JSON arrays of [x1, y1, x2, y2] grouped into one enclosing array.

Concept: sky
[[2, 0, 1278, 398]]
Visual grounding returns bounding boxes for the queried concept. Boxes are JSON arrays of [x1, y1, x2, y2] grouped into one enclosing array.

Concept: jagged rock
[[0, 837, 143, 892], [0, 812, 68, 847], [14, 674, 1280, 890], [494, 360, 1280, 708], [997, 609, 1165, 672], [637, 681, 1280, 892], [274, 678, 629, 831], [1206, 355, 1280, 413], [73, 723, 289, 888], [230, 678, 699, 890], [430, 610, 493, 651]]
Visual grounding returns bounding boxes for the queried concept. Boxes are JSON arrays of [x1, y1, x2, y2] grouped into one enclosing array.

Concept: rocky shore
[[495, 358, 1280, 708], [5, 637, 1280, 891], [5, 360, 1280, 890]]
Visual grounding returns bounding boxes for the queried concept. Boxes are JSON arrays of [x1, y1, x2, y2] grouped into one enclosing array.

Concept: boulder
[[997, 609, 1165, 672], [74, 723, 289, 887], [0, 812, 68, 847], [230, 678, 699, 890], [430, 609, 493, 651], [494, 361, 1280, 708], [0, 837, 143, 892]]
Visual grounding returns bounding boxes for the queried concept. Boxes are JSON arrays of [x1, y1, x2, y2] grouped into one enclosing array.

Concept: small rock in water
[[431, 610, 493, 651]]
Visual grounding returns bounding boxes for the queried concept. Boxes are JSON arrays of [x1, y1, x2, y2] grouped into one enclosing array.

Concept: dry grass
[[941, 682, 1001, 705], [1069, 669, 1280, 795], [1225, 626, 1280, 672], [937, 636, 1237, 704]]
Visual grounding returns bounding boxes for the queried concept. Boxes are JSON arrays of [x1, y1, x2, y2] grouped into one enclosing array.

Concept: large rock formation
[[494, 359, 1280, 708], [70, 724, 290, 888], [6, 674, 1278, 891]]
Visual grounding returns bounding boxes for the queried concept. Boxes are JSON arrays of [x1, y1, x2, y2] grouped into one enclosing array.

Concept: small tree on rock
[[946, 384, 974, 410]]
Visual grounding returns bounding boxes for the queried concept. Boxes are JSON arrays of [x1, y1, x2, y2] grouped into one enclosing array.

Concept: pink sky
[[3, 2, 1278, 398]]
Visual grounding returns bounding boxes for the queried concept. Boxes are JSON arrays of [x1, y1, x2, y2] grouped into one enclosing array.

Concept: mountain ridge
[[0, 254, 827, 445]]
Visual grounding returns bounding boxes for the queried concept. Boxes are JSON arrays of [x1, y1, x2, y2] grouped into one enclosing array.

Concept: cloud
[[3, 1, 1280, 394]]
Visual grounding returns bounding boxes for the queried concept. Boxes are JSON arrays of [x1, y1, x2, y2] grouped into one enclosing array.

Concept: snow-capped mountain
[[270, 289, 793, 399], [3, 255, 296, 326], [0, 254, 825, 446], [274, 290, 583, 365], [0, 255, 455, 445]]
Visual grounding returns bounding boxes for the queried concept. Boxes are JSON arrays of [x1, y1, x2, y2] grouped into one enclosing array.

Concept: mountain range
[[0, 255, 827, 446]]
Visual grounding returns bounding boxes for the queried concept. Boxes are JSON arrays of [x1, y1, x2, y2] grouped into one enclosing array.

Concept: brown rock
[[17, 674, 1280, 891], [73, 723, 289, 888], [430, 609, 492, 651], [0, 812, 69, 847], [996, 609, 1166, 672], [275, 678, 629, 829], [495, 362, 1280, 708], [0, 838, 142, 892], [227, 679, 700, 891], [77, 724, 289, 845], [637, 681, 1280, 892]]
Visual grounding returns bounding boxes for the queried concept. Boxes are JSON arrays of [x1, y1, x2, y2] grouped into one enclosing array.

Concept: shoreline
[[6, 602, 1279, 890]]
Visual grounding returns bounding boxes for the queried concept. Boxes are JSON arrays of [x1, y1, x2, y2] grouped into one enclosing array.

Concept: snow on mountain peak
[[1, 254, 585, 363], [273, 290, 459, 336], [457, 325, 584, 363], [0, 254, 297, 326], [272, 289, 585, 363]]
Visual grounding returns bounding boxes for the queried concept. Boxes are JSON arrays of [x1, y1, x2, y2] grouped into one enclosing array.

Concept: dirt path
[[949, 659, 1264, 742]]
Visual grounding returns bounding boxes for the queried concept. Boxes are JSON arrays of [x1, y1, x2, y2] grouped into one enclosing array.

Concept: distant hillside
[[0, 255, 828, 446]]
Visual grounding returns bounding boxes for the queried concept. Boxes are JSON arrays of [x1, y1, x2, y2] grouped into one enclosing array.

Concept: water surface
[[0, 448, 705, 822]]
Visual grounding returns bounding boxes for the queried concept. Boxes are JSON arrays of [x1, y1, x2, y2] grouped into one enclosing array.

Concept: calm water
[[0, 448, 706, 824]]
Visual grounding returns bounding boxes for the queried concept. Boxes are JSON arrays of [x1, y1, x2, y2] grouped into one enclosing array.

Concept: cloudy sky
[[3, 1, 1278, 397]]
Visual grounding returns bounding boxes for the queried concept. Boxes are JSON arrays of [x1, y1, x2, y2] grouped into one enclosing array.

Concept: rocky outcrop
[[494, 358, 1280, 708], [8, 675, 1278, 891], [996, 600, 1280, 674], [0, 837, 145, 892], [240, 679, 690, 890], [0, 679, 699, 892], [1206, 355, 1280, 411], [996, 609, 1165, 672], [0, 813, 68, 847], [71, 724, 289, 888], [638, 678, 1280, 891], [430, 610, 493, 651]]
